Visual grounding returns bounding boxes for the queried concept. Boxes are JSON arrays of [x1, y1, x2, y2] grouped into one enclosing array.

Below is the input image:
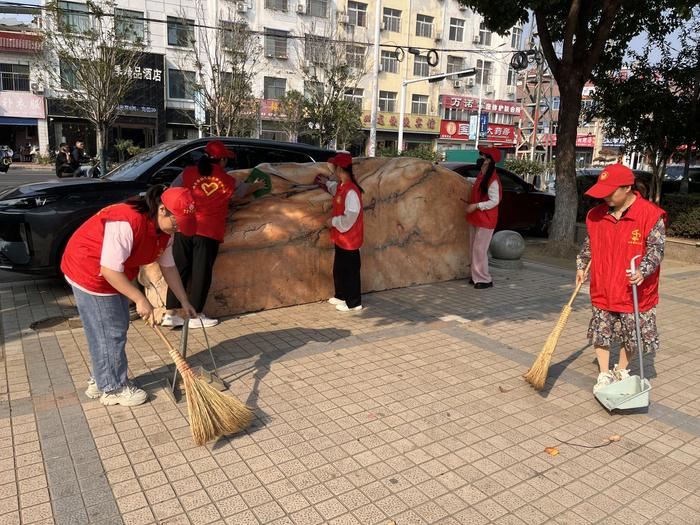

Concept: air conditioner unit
[[466, 77, 475, 86], [453, 80, 462, 88], [30, 82, 44, 94], [506, 85, 516, 95], [338, 14, 350, 24], [378, 63, 384, 72], [485, 84, 494, 94], [296, 3, 305, 13], [473, 35, 481, 44], [381, 20, 387, 31], [236, 2, 248, 12], [434, 31, 442, 42]]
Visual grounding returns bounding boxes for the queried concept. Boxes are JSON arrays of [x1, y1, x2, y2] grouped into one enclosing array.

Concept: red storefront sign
[[440, 120, 516, 143], [539, 133, 596, 148], [0, 31, 41, 53], [441, 95, 520, 116]]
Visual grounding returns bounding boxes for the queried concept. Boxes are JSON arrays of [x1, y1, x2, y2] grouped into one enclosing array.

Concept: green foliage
[[115, 139, 142, 160], [503, 158, 545, 182], [662, 193, 700, 238], [378, 145, 442, 163]]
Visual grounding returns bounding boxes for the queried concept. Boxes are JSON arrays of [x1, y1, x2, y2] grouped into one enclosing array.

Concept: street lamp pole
[[474, 64, 484, 149], [367, 0, 382, 157], [397, 68, 476, 154]]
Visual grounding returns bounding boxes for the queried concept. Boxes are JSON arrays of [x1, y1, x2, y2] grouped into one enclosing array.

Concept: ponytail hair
[[127, 184, 166, 220], [344, 163, 364, 193], [634, 178, 648, 199], [198, 153, 214, 178]]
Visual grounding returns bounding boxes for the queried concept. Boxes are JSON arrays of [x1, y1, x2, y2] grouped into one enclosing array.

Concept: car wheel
[[533, 211, 552, 237]]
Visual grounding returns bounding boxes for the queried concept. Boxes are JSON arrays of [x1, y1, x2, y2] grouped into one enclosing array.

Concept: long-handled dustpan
[[595, 255, 651, 411]]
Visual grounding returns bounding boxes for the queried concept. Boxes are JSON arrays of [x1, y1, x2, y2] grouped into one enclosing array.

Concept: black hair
[[634, 179, 648, 199], [127, 184, 166, 221], [341, 163, 364, 193], [477, 154, 497, 195], [198, 153, 214, 177]]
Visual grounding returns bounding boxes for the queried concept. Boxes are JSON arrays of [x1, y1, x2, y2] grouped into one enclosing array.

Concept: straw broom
[[150, 324, 254, 445], [523, 261, 591, 391]]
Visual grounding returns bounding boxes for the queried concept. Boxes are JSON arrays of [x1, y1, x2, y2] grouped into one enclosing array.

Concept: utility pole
[[367, 0, 382, 157], [474, 62, 484, 149]]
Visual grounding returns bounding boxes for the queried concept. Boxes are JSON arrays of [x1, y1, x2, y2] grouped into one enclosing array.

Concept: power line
[[0, 1, 518, 55]]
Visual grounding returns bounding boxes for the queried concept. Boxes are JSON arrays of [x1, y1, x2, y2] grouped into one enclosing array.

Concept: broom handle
[[567, 261, 592, 308], [150, 323, 193, 376]]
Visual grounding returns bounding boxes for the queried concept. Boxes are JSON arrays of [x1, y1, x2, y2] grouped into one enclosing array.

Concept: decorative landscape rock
[[140, 157, 472, 319]]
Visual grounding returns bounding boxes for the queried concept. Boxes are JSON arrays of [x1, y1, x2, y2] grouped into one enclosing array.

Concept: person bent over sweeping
[[576, 164, 666, 394], [61, 186, 198, 406]]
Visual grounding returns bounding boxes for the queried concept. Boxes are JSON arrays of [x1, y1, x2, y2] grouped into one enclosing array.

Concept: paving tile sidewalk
[[1, 259, 699, 525]]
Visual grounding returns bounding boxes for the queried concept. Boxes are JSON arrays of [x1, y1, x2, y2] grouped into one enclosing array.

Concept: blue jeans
[[72, 286, 130, 392]]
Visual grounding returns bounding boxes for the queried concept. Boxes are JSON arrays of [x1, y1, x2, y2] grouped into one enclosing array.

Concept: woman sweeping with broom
[[576, 164, 666, 394], [61, 186, 199, 406]]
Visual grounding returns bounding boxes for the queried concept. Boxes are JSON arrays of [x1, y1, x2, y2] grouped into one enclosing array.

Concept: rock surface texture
[[141, 157, 472, 318]]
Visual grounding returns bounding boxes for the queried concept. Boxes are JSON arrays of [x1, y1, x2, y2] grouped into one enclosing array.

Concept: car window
[[230, 146, 313, 169], [148, 146, 206, 185], [498, 171, 526, 192]]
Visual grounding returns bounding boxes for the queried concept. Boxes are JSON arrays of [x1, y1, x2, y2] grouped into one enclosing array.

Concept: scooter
[[0, 146, 13, 173]]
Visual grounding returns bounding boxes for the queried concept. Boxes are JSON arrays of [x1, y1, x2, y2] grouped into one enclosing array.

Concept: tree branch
[[561, 0, 582, 66], [583, 0, 623, 78], [534, 9, 560, 80]]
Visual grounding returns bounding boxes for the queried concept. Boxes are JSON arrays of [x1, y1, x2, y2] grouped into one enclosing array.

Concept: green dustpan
[[594, 255, 651, 411], [245, 168, 272, 199]]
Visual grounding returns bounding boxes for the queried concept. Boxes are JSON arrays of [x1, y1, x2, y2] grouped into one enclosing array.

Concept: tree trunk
[[547, 80, 584, 256], [96, 123, 108, 178], [680, 142, 692, 194]]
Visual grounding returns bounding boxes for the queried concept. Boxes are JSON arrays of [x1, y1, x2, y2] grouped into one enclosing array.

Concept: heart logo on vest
[[201, 182, 219, 196]]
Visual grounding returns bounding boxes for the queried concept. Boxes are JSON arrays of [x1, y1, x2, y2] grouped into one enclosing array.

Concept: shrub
[[378, 144, 442, 163], [503, 158, 545, 182], [662, 194, 700, 239]]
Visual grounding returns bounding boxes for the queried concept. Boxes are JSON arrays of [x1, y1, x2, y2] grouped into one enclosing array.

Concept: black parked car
[[0, 138, 336, 275], [443, 162, 556, 235]]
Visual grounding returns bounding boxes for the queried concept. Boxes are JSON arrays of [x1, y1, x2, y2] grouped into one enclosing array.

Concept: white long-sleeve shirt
[[325, 180, 361, 233], [467, 177, 501, 211]]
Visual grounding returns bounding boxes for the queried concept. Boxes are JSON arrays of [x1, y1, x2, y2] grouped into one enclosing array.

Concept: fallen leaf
[[499, 386, 512, 393], [608, 434, 622, 442], [544, 447, 560, 456]]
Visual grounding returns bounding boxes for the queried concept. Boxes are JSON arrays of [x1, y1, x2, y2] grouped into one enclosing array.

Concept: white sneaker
[[336, 303, 363, 312], [188, 314, 218, 328], [100, 384, 148, 407], [85, 378, 102, 399], [613, 365, 630, 381], [161, 313, 184, 327], [328, 297, 345, 306], [593, 371, 616, 394]]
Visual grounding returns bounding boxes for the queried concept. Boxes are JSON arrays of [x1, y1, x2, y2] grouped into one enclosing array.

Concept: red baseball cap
[[328, 152, 353, 169], [161, 187, 197, 236], [585, 164, 635, 198], [478, 146, 502, 163], [205, 140, 236, 159]]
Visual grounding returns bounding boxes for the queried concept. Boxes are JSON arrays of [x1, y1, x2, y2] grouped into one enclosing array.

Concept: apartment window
[[265, 0, 287, 11], [265, 28, 288, 59], [476, 59, 492, 85], [415, 14, 433, 38], [346, 45, 365, 69], [449, 18, 464, 41], [168, 69, 195, 99], [304, 80, 323, 101], [348, 1, 367, 27], [167, 16, 194, 47], [383, 7, 400, 32], [379, 91, 396, 112], [511, 26, 522, 49], [307, 0, 328, 17], [411, 94, 428, 115], [264, 76, 286, 99], [115, 9, 144, 42], [58, 1, 89, 33], [507, 67, 517, 86], [60, 61, 79, 89], [552, 96, 560, 110], [221, 21, 247, 50], [413, 55, 429, 77], [479, 22, 492, 46], [344, 88, 363, 108], [261, 121, 287, 141], [305, 34, 329, 64], [0, 64, 30, 91], [380, 50, 398, 73], [446, 56, 464, 74]]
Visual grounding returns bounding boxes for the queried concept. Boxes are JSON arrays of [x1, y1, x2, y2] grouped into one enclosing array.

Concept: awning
[[0, 117, 38, 126]]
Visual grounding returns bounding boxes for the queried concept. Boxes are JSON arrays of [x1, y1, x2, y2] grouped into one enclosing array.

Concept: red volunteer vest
[[331, 182, 364, 250], [586, 193, 666, 313], [182, 164, 235, 242], [61, 203, 171, 294], [466, 173, 501, 229]]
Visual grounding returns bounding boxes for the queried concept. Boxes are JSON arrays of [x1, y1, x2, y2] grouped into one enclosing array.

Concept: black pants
[[166, 234, 220, 313], [333, 246, 362, 308]]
